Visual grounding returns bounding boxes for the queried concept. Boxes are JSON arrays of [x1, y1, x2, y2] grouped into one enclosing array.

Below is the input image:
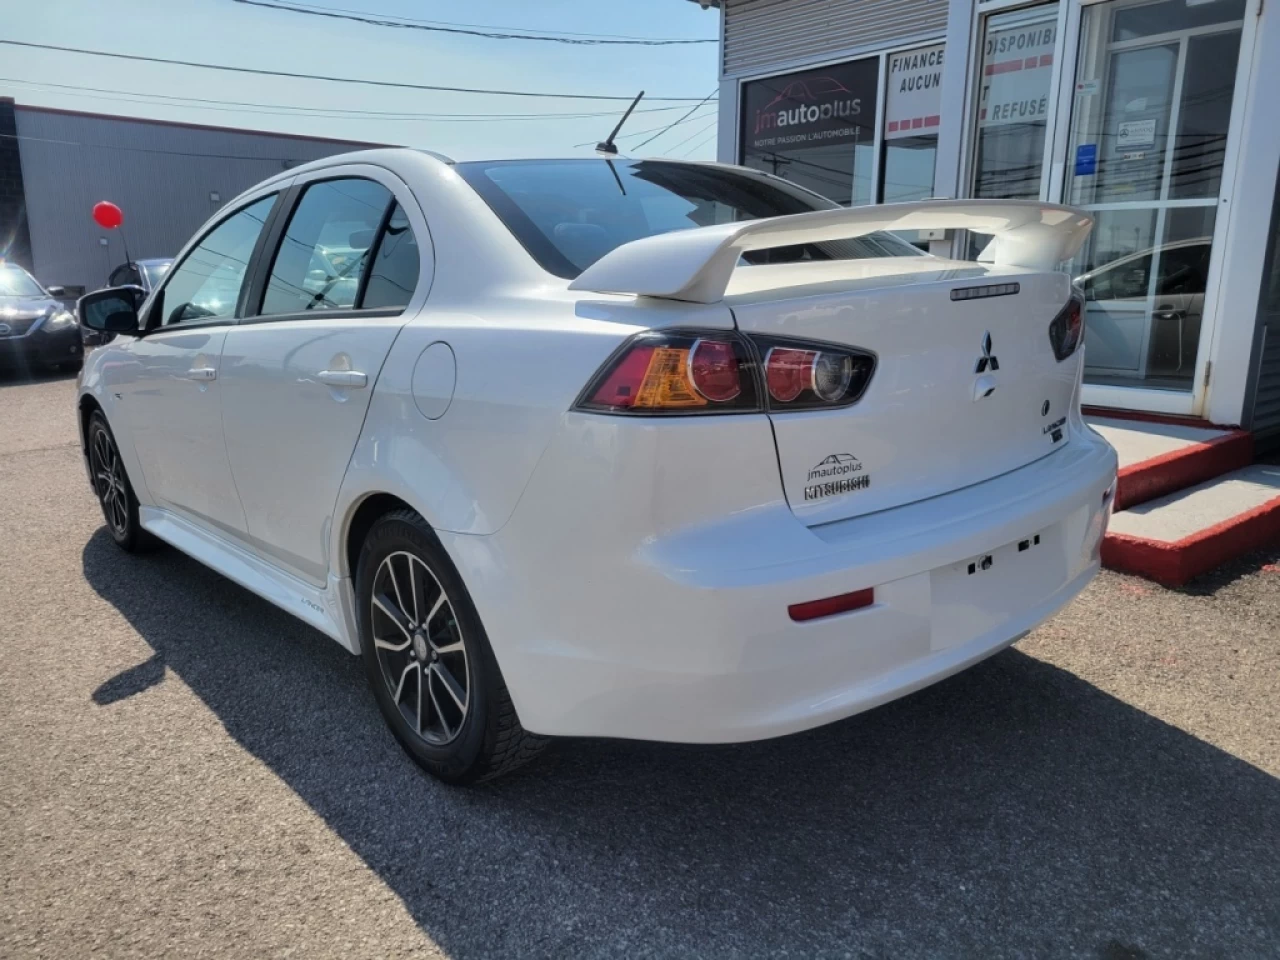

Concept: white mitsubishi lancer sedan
[[77, 150, 1117, 783]]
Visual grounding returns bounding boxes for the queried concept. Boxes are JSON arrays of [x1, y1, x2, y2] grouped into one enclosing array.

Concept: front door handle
[[185, 366, 217, 381], [317, 369, 368, 389]]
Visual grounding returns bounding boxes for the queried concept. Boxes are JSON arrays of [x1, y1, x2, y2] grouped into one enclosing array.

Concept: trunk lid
[[728, 261, 1078, 526]]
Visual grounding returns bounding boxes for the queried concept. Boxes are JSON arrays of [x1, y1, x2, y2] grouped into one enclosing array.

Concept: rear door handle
[[185, 366, 217, 381], [317, 369, 368, 389]]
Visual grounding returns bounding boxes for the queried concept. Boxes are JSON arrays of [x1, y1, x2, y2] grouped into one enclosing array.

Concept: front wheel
[[355, 509, 547, 784], [87, 411, 157, 553]]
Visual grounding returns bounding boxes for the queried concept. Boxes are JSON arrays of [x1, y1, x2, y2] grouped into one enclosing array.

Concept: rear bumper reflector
[[788, 587, 875, 622]]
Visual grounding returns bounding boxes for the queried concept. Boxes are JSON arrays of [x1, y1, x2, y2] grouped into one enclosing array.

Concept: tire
[[355, 508, 547, 784], [87, 411, 159, 553]]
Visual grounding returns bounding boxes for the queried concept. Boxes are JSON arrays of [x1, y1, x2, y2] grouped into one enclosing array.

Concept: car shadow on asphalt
[[82, 529, 1280, 959]]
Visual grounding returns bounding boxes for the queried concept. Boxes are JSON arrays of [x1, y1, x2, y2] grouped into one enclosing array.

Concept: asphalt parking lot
[[1, 371, 1278, 959]]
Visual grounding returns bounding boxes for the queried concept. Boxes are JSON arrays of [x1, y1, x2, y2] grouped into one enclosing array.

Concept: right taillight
[[1049, 294, 1085, 362], [575, 330, 875, 416], [759, 337, 875, 410]]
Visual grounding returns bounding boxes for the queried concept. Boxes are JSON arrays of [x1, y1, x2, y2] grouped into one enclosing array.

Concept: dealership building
[[698, 0, 1280, 436], [0, 98, 373, 297]]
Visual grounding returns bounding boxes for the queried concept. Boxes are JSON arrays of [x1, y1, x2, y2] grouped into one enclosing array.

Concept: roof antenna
[[596, 91, 644, 155]]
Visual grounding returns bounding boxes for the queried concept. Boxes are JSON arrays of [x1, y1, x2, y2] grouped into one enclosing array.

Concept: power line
[[254, 2, 713, 41], [572, 104, 718, 148], [0, 40, 714, 102], [617, 105, 719, 141], [661, 118, 720, 156], [2, 77, 698, 123], [232, 0, 716, 45], [679, 129, 720, 159], [630, 90, 719, 151]]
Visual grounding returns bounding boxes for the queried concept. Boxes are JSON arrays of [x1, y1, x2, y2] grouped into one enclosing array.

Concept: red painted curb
[[1114, 430, 1254, 511], [1102, 494, 1280, 586], [1082, 407, 1237, 430]]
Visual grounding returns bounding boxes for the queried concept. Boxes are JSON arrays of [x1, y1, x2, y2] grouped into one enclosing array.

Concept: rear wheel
[[355, 509, 547, 783], [87, 412, 157, 553]]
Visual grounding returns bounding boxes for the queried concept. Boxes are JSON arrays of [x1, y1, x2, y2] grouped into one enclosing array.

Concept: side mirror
[[46, 285, 66, 298], [79, 285, 145, 335]]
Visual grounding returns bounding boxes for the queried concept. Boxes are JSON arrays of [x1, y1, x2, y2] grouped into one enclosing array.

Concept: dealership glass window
[[1065, 0, 1245, 389], [739, 58, 879, 206], [971, 5, 1059, 202], [881, 43, 945, 204]]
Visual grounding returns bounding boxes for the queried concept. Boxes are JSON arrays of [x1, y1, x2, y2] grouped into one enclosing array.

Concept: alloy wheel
[[90, 426, 129, 537], [370, 550, 471, 745]]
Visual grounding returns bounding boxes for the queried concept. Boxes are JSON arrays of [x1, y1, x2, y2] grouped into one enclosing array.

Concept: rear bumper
[[447, 422, 1117, 743]]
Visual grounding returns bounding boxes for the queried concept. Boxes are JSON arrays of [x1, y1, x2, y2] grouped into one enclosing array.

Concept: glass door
[[1063, 0, 1247, 392]]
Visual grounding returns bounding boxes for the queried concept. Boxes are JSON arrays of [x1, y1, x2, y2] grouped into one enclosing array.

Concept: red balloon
[[93, 201, 124, 230]]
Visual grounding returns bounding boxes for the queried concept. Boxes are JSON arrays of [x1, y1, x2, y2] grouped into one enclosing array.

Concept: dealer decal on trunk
[[804, 453, 871, 502]]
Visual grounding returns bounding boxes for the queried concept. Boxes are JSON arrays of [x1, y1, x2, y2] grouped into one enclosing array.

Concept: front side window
[[457, 159, 920, 280], [108, 264, 140, 288], [159, 195, 276, 326], [261, 178, 392, 316]]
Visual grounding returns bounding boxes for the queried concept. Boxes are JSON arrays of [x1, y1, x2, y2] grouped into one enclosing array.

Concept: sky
[[2, 0, 721, 161]]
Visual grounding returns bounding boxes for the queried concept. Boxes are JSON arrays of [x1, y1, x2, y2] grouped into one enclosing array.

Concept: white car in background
[[77, 150, 1116, 783]]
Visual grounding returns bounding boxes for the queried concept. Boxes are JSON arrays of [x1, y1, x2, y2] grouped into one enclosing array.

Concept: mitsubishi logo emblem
[[975, 331, 999, 374]]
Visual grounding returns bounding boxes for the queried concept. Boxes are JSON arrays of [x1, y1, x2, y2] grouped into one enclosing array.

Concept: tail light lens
[[578, 333, 759, 414], [688, 339, 743, 402], [1049, 294, 1085, 362], [760, 337, 875, 410], [576, 331, 875, 415]]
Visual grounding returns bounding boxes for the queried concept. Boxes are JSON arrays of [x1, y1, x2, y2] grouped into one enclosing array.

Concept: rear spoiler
[[567, 199, 1093, 304]]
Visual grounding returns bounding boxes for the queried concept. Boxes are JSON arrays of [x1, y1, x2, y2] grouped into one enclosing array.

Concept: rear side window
[[361, 203, 420, 309], [261, 178, 392, 316]]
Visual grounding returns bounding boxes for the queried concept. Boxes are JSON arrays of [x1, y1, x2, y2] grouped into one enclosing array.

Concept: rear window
[[455, 159, 922, 279]]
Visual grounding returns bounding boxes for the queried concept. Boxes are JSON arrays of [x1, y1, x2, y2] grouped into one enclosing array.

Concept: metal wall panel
[[1252, 330, 1280, 435], [723, 0, 948, 77], [1245, 169, 1280, 436], [1244, 167, 1280, 435], [15, 108, 373, 291]]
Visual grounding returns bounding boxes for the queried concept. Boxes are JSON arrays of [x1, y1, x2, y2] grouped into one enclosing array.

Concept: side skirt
[[138, 506, 359, 654]]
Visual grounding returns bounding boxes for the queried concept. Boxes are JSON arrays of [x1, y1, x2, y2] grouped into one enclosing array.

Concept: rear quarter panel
[[330, 293, 737, 576]]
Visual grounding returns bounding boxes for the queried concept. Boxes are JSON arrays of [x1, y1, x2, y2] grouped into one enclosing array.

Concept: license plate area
[[930, 524, 1067, 651]]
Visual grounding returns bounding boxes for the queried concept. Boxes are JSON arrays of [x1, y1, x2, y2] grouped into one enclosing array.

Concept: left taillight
[[575, 330, 876, 416], [1049, 293, 1085, 362], [576, 332, 761, 415]]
